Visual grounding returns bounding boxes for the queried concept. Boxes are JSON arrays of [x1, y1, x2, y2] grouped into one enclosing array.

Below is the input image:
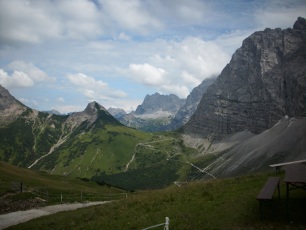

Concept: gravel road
[[0, 201, 110, 229]]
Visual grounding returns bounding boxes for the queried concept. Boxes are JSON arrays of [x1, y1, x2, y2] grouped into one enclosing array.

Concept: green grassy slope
[[0, 106, 199, 189], [0, 161, 125, 211], [34, 125, 153, 177], [8, 172, 306, 229]]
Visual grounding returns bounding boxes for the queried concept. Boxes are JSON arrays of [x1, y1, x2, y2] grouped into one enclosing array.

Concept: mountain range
[[115, 77, 216, 132], [1, 17, 306, 189]]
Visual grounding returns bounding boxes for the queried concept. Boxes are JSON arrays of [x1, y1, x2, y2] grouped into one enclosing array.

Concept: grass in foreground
[[0, 161, 126, 213], [7, 172, 306, 229]]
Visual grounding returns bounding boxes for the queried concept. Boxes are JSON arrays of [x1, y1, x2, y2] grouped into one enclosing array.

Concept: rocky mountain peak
[[135, 92, 185, 116], [0, 85, 20, 109], [66, 101, 117, 128], [293, 16, 306, 30], [0, 84, 27, 126], [183, 17, 306, 139], [84, 101, 107, 115]]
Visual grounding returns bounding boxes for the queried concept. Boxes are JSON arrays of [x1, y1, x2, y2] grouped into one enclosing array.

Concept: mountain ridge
[[118, 92, 186, 132], [183, 17, 306, 139]]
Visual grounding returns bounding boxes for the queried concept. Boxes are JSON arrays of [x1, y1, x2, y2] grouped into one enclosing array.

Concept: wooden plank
[[284, 164, 306, 183], [257, 177, 280, 200], [269, 159, 306, 168]]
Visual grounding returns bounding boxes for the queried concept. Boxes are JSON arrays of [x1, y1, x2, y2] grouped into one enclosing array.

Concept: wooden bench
[[256, 177, 280, 219]]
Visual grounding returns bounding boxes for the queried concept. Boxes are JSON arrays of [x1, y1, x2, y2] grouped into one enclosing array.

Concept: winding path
[[0, 201, 110, 229]]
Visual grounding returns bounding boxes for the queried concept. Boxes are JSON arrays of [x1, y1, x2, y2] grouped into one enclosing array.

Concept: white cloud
[[66, 73, 127, 102], [57, 97, 65, 103], [67, 73, 108, 89], [100, 0, 161, 34], [0, 61, 55, 89], [0, 69, 34, 88], [8, 61, 54, 82], [0, 1, 61, 45], [172, 0, 208, 23], [126, 37, 230, 98], [161, 85, 190, 99], [254, 0, 306, 30], [1, 0, 305, 113], [117, 32, 131, 41], [0, 0, 104, 46], [181, 71, 201, 87], [172, 37, 230, 81], [54, 0, 104, 39], [129, 63, 167, 86]]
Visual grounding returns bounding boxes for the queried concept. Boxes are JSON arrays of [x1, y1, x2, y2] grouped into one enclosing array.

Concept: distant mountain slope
[[135, 93, 185, 116], [183, 17, 306, 139], [119, 93, 186, 132], [0, 85, 194, 189], [44, 109, 61, 115], [169, 77, 216, 130], [183, 117, 306, 181], [107, 107, 127, 119]]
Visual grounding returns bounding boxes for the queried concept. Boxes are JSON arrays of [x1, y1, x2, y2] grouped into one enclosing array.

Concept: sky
[[0, 0, 306, 114]]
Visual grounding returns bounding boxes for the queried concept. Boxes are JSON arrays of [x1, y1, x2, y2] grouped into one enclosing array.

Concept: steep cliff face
[[169, 77, 216, 130], [183, 17, 306, 139]]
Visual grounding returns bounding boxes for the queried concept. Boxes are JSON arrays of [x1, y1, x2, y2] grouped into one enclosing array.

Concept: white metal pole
[[164, 217, 170, 230]]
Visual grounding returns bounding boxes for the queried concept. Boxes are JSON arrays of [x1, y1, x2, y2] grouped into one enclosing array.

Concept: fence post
[[81, 190, 83, 202], [165, 217, 170, 230], [61, 193, 63, 203], [20, 182, 23, 193]]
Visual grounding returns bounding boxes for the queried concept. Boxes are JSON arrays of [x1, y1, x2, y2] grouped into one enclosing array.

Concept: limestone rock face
[[170, 77, 216, 130], [135, 93, 185, 116], [183, 17, 306, 138]]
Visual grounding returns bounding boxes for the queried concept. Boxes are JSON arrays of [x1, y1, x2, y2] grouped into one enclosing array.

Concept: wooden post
[[20, 182, 23, 193], [61, 193, 63, 203]]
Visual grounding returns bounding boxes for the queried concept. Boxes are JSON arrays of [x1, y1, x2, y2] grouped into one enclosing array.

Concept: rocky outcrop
[[183, 17, 306, 139], [0, 85, 27, 126]]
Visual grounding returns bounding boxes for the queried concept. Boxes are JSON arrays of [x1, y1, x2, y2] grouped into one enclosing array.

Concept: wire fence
[[31, 188, 129, 203], [5, 181, 129, 204], [142, 217, 170, 230]]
